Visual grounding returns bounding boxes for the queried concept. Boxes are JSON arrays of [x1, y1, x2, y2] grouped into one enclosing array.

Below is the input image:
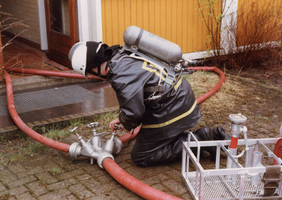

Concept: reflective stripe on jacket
[[108, 52, 201, 141]]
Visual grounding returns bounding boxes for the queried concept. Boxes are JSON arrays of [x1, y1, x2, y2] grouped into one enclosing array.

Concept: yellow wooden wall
[[101, 0, 222, 53]]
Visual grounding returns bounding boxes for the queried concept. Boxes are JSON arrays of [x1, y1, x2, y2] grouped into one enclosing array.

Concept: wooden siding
[[101, 0, 222, 53]]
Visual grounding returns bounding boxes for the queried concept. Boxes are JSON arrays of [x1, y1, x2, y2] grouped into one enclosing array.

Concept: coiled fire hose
[[4, 66, 225, 200]]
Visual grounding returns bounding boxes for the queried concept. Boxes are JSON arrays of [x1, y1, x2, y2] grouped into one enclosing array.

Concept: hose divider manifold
[[68, 123, 123, 168]]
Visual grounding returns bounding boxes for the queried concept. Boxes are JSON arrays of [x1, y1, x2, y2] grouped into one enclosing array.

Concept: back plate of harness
[[111, 44, 180, 106]]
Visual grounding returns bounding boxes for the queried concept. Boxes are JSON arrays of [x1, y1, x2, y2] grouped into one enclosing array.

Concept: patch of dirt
[[221, 64, 282, 89]]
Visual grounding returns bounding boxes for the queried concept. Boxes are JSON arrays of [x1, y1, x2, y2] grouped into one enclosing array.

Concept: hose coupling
[[97, 152, 114, 169], [69, 141, 114, 169], [69, 142, 81, 159], [69, 122, 123, 168]]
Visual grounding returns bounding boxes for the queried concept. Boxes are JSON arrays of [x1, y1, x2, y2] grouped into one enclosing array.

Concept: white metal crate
[[181, 134, 282, 200]]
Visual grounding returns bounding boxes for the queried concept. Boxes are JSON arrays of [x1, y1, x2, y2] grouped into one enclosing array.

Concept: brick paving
[[0, 138, 192, 200]]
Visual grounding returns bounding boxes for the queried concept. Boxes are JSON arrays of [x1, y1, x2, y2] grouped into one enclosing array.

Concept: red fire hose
[[119, 127, 140, 144], [103, 158, 181, 200], [4, 66, 225, 200], [5, 70, 70, 152], [4, 67, 104, 80], [6, 66, 225, 105]]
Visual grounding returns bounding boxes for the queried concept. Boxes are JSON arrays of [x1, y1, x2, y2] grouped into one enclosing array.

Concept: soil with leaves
[[223, 64, 282, 90]]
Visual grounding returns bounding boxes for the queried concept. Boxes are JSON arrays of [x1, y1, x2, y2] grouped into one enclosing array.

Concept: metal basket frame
[[181, 132, 282, 200]]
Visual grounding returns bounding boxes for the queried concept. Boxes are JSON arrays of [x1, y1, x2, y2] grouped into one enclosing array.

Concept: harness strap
[[121, 44, 176, 81], [111, 44, 180, 106], [134, 29, 144, 47], [144, 85, 166, 93]]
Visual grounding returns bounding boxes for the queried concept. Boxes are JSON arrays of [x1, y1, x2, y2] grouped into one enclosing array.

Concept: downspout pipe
[[4, 66, 225, 200]]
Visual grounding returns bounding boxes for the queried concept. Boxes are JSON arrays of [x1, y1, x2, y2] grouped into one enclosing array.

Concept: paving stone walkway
[[0, 139, 191, 200]]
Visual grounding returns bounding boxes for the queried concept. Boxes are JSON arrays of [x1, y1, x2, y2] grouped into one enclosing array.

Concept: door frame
[[43, 0, 78, 67], [37, 0, 48, 50], [37, 0, 103, 51]]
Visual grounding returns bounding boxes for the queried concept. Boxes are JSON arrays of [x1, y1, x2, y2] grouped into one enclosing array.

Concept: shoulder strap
[[121, 44, 177, 86], [107, 44, 120, 51]]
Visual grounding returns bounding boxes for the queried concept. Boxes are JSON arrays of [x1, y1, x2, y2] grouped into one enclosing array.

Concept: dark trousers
[[131, 132, 187, 167]]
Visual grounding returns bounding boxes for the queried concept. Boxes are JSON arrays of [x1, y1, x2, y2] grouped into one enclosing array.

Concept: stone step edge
[[0, 106, 119, 140]]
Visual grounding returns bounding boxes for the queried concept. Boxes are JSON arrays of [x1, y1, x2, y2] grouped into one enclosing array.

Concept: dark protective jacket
[[108, 52, 201, 142]]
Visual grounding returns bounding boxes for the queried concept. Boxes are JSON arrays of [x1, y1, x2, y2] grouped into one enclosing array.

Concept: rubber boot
[[212, 126, 231, 151], [212, 126, 231, 140], [188, 127, 216, 160], [186, 130, 204, 158]]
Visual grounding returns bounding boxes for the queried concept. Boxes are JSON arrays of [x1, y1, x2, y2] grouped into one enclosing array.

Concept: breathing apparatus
[[115, 25, 195, 105]]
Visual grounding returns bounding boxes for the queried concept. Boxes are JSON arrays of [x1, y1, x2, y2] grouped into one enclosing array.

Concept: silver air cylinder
[[123, 26, 183, 64]]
